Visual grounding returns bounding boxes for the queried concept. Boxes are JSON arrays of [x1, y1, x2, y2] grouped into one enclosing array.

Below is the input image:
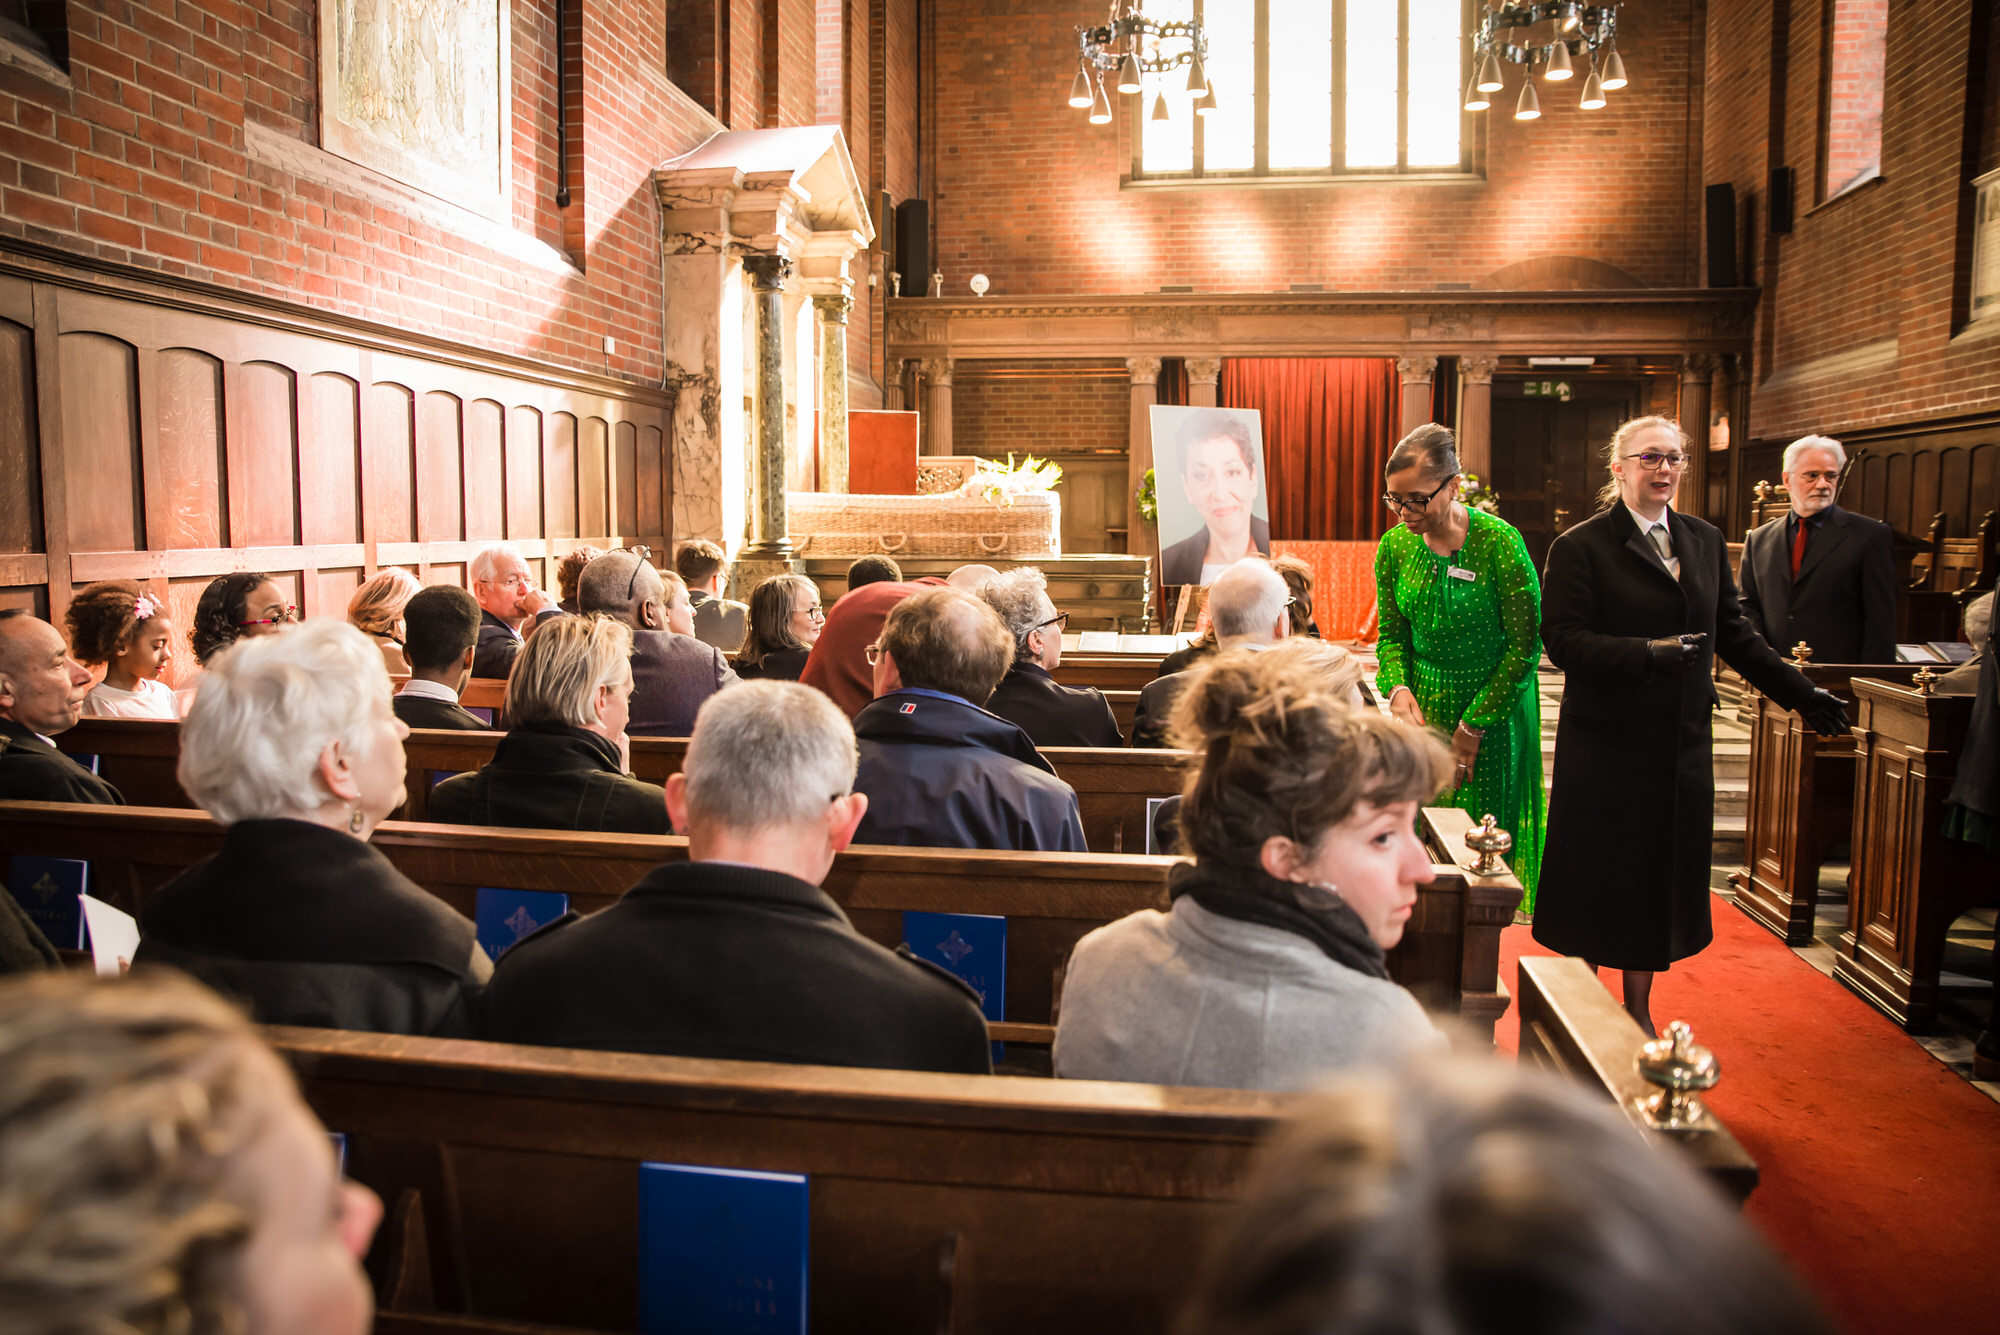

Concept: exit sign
[[1523, 380, 1573, 401]]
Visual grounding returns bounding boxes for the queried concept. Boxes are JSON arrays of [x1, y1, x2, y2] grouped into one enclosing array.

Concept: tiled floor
[[1708, 865, 1999, 1105]]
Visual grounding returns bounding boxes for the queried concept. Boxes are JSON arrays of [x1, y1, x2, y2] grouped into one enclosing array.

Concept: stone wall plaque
[[318, 0, 512, 222], [1972, 168, 2000, 325]]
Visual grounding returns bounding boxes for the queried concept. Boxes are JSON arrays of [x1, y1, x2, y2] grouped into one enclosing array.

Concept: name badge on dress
[[1447, 566, 1477, 582]]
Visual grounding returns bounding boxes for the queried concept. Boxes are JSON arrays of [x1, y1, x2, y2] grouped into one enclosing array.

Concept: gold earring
[[348, 807, 365, 834]]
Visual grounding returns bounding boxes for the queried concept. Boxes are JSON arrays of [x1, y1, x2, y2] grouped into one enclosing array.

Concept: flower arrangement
[[1136, 468, 1158, 525], [1459, 472, 1502, 516], [972, 453, 1063, 508]]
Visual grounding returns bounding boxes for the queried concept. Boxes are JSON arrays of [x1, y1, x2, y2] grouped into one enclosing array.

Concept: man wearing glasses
[[578, 549, 739, 737], [978, 567, 1123, 747], [469, 543, 558, 678], [1130, 560, 1290, 748], [1738, 434, 1898, 664]]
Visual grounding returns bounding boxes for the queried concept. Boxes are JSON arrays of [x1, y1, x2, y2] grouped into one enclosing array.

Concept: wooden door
[[1491, 378, 1642, 570]]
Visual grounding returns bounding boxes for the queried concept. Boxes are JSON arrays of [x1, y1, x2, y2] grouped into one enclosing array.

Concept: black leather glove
[[1800, 688, 1851, 737], [1646, 632, 1707, 675]]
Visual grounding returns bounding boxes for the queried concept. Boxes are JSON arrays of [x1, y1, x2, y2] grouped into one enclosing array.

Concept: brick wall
[[1704, 0, 2000, 440], [1821, 0, 1887, 198], [950, 360, 1129, 457], [922, 0, 1707, 295]]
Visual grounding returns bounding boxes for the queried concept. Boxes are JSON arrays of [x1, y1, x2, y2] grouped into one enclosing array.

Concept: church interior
[[0, 0, 1996, 1332]]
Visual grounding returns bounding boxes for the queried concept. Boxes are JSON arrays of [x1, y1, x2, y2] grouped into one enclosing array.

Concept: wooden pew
[[273, 1025, 1289, 1335], [1729, 662, 1926, 944], [0, 803, 1519, 1040], [1837, 678, 1999, 1029], [1516, 956, 1758, 1203], [1050, 654, 1164, 691]]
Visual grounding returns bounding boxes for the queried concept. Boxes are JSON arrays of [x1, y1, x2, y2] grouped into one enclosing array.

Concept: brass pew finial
[[1789, 641, 1814, 666], [1636, 1021, 1721, 1131], [1912, 666, 1939, 696], [1461, 814, 1513, 877]]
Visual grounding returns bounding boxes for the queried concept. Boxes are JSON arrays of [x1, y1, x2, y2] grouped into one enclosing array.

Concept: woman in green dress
[[1373, 424, 1546, 912]]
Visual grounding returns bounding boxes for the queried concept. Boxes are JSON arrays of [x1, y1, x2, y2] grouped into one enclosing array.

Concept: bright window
[[1136, 0, 1468, 180]]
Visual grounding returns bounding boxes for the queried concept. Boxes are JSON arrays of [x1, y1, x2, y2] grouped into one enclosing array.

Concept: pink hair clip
[[133, 594, 159, 621]]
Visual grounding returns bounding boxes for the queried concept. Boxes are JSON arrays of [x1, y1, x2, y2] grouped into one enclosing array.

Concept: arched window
[[1137, 0, 1469, 180]]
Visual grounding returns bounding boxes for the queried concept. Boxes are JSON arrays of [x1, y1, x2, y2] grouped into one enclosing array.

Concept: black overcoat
[[1534, 503, 1819, 971]]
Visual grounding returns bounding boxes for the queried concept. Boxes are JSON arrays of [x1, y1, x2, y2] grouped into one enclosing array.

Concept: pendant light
[[1088, 75, 1114, 125], [1150, 90, 1170, 122], [1476, 49, 1505, 93], [1514, 72, 1542, 120], [1545, 39, 1573, 81], [1068, 64, 1094, 109], [1194, 80, 1217, 116], [1464, 73, 1491, 112], [1601, 46, 1628, 89], [1185, 52, 1209, 97], [1579, 57, 1606, 110], [1116, 51, 1142, 95]]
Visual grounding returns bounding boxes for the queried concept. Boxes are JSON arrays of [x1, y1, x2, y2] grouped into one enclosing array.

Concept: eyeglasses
[[1382, 474, 1457, 515], [236, 605, 298, 628], [1032, 611, 1069, 635], [625, 545, 653, 602], [864, 641, 884, 666], [1624, 451, 1690, 472], [794, 603, 827, 621]]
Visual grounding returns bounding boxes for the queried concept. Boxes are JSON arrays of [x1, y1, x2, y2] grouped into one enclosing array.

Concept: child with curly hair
[[63, 580, 179, 719]]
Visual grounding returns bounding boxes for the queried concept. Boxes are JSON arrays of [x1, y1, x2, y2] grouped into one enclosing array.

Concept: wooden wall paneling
[[134, 348, 169, 573], [546, 411, 579, 542], [613, 419, 638, 537], [504, 405, 543, 540], [578, 415, 609, 539], [302, 373, 363, 546], [1938, 448, 1972, 533], [426, 563, 467, 589], [156, 349, 227, 550], [34, 287, 69, 624], [314, 568, 364, 625], [1884, 452, 1913, 534], [1911, 450, 1942, 534], [164, 576, 209, 683], [464, 399, 505, 541], [1973, 445, 1999, 512], [229, 361, 302, 548], [638, 420, 665, 541], [417, 391, 467, 556], [0, 313, 43, 557], [57, 332, 144, 554], [367, 382, 417, 544]]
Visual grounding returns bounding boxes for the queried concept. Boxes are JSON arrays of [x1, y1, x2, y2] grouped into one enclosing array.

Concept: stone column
[[1679, 354, 1717, 522], [1127, 356, 1162, 549], [920, 357, 954, 456], [741, 254, 795, 558], [1186, 356, 1222, 408], [1457, 356, 1499, 481], [815, 294, 853, 492], [884, 358, 906, 411], [1397, 355, 1437, 439]]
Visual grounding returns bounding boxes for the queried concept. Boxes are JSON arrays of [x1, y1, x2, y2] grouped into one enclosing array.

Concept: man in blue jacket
[[853, 588, 1086, 852]]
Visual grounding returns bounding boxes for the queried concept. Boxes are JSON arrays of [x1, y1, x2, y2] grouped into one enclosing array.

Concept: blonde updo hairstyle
[[1595, 415, 1691, 510], [1169, 648, 1452, 881], [0, 970, 285, 1335], [345, 567, 421, 641]]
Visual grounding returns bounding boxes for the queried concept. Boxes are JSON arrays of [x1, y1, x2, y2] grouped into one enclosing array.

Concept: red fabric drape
[[1219, 357, 1401, 541], [1156, 358, 1190, 406]]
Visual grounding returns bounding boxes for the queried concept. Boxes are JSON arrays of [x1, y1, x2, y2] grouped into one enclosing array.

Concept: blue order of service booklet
[[639, 1162, 808, 1335], [902, 910, 1006, 1059], [6, 855, 89, 950], [474, 887, 569, 962]]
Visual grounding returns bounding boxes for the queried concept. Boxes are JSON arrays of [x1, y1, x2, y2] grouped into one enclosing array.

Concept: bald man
[[1130, 559, 1290, 747], [578, 550, 738, 737], [0, 611, 125, 804]]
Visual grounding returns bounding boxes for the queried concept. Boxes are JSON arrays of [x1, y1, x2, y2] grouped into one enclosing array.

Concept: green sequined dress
[[1374, 507, 1546, 911]]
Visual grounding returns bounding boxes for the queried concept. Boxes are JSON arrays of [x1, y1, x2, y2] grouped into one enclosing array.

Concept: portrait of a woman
[[1158, 408, 1272, 587]]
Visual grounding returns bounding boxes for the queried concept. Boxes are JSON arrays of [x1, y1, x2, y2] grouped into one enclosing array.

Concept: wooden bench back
[[267, 1024, 1289, 1335], [0, 802, 1518, 1034]]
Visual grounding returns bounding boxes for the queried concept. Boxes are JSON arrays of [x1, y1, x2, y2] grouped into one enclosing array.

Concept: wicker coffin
[[788, 489, 1061, 559]]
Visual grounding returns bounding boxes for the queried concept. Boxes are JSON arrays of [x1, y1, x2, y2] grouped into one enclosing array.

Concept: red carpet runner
[[1496, 903, 2000, 1335]]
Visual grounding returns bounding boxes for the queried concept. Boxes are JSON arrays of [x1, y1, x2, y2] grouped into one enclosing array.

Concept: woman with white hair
[[133, 620, 490, 1036], [428, 614, 671, 834]]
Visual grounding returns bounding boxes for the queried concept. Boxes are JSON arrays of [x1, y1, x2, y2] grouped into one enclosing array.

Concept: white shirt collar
[[395, 678, 461, 703]]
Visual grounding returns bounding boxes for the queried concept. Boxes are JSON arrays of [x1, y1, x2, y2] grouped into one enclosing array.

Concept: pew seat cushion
[[479, 859, 994, 1074], [1054, 899, 1438, 1091], [133, 818, 489, 1037], [428, 723, 671, 835]]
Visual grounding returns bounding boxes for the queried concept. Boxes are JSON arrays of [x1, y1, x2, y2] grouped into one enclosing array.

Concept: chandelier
[[1066, 1, 1213, 126], [1464, 2, 1630, 121]]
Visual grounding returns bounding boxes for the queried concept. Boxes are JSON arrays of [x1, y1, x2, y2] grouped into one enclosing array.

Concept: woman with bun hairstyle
[[345, 567, 422, 674], [1054, 648, 1452, 1090], [191, 572, 292, 666], [64, 580, 179, 719]]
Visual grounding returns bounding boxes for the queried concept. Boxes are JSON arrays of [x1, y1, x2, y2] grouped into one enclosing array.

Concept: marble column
[[742, 255, 795, 558], [1127, 356, 1162, 550], [1186, 356, 1222, 408], [1679, 354, 1717, 522], [921, 357, 954, 456], [1397, 355, 1437, 439], [815, 294, 853, 492], [1457, 356, 1499, 482]]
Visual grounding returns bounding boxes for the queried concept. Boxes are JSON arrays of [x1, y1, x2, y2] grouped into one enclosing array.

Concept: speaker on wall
[[1704, 182, 1737, 288], [1768, 166, 1795, 235], [894, 199, 929, 297]]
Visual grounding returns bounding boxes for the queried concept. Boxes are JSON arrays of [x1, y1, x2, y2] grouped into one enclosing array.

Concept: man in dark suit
[[978, 567, 1122, 747], [579, 550, 738, 737], [393, 585, 493, 731], [479, 680, 992, 1074], [1739, 435, 1898, 664], [0, 612, 124, 804], [676, 539, 749, 653], [1130, 559, 1289, 747], [469, 542, 558, 678]]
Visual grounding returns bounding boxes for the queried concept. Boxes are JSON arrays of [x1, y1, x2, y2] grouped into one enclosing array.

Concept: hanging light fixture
[[1465, 3, 1632, 122], [1064, 1, 1212, 127], [1067, 64, 1094, 109]]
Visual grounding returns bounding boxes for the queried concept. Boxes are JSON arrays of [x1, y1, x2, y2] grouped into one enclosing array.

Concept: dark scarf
[[1167, 860, 1390, 979]]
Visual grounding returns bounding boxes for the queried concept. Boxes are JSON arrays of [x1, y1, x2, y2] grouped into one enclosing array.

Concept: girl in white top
[[64, 581, 180, 720]]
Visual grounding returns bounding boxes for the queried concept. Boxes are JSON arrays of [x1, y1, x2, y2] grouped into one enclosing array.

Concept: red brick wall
[[1821, 0, 1887, 198], [923, 0, 1707, 295], [950, 360, 1129, 457], [1704, 0, 2000, 440]]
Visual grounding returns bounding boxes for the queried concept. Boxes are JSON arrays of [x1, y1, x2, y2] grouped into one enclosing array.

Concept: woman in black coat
[[1534, 416, 1848, 1034]]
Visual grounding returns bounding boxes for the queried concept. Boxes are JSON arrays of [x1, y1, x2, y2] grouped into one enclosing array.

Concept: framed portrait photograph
[[1150, 405, 1272, 587]]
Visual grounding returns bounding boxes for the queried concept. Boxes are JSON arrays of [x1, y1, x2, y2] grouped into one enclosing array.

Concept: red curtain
[[1220, 358, 1401, 541]]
